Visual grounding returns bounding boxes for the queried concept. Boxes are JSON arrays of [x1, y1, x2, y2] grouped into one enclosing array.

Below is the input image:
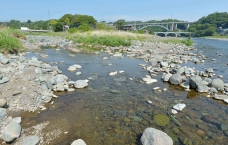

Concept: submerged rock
[[141, 128, 173, 145], [153, 114, 170, 126]]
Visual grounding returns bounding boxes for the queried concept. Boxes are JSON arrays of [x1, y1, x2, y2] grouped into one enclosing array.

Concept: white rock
[[173, 103, 186, 111], [74, 80, 88, 89], [153, 87, 160, 90], [141, 128, 173, 145], [12, 117, 21, 123], [163, 88, 167, 91], [147, 100, 152, 104], [109, 71, 117, 76], [75, 72, 82, 76], [142, 78, 157, 84], [119, 70, 124, 73], [71, 139, 87, 145], [171, 109, 178, 114], [103, 57, 108, 60]]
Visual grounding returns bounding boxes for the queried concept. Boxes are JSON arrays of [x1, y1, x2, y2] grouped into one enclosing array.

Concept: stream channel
[[10, 38, 228, 145]]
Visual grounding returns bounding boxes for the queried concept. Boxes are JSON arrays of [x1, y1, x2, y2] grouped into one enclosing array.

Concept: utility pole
[[48, 10, 50, 31]]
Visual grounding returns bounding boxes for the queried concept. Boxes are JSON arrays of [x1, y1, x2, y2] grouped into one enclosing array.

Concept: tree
[[113, 19, 125, 30], [71, 14, 97, 27], [9, 20, 20, 29], [59, 14, 73, 25]]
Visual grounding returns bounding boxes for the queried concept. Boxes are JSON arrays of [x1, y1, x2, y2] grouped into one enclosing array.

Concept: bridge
[[123, 21, 195, 31], [154, 32, 192, 37]]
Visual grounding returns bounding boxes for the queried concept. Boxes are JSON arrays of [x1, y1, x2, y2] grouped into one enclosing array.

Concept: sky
[[1, 0, 228, 22]]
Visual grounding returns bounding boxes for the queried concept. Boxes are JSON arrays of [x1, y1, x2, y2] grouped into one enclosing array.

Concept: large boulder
[[1, 121, 21, 142], [71, 139, 87, 145], [189, 75, 202, 89], [211, 78, 224, 91], [23, 136, 40, 145], [169, 74, 184, 85], [141, 128, 173, 145], [74, 80, 88, 89]]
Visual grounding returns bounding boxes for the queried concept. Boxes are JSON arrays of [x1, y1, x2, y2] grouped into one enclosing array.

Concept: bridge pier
[[187, 24, 190, 29], [175, 24, 177, 30], [175, 33, 178, 37]]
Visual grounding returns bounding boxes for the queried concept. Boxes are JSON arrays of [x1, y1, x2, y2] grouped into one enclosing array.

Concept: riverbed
[[6, 38, 228, 145]]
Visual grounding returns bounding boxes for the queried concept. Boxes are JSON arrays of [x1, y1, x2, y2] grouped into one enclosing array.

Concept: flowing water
[[12, 38, 228, 145]]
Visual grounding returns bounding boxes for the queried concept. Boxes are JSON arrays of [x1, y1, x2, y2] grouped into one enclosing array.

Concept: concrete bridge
[[154, 32, 192, 37], [123, 22, 195, 31]]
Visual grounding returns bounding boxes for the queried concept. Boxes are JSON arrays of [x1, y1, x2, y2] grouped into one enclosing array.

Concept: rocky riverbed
[[0, 35, 228, 144]]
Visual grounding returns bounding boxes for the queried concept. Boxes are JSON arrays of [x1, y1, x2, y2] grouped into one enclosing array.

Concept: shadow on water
[[10, 38, 228, 145]]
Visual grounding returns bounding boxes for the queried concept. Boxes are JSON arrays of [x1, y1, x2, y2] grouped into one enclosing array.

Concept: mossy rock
[[153, 114, 170, 126]]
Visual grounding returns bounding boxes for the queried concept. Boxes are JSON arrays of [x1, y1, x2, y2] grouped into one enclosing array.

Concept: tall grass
[[0, 28, 24, 53], [68, 30, 151, 48]]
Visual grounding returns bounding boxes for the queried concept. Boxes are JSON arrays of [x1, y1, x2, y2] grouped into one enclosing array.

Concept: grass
[[161, 38, 193, 46], [0, 28, 25, 53], [66, 30, 152, 50]]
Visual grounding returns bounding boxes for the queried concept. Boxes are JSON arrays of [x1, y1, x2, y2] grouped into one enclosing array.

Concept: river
[[13, 38, 228, 145]]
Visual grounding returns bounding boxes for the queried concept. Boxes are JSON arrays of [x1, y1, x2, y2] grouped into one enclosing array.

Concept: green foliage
[[53, 22, 63, 32], [0, 28, 24, 53], [71, 14, 97, 27], [161, 39, 193, 46], [114, 19, 126, 30], [135, 30, 144, 34], [189, 12, 228, 36], [69, 35, 131, 47], [96, 22, 113, 30], [77, 23, 93, 32], [59, 14, 73, 25], [68, 27, 78, 33]]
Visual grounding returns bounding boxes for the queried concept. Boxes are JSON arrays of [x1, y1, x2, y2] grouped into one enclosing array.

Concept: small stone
[[173, 103, 186, 111], [75, 72, 82, 76], [12, 117, 21, 123], [109, 71, 117, 76], [71, 139, 86, 145], [147, 100, 152, 104], [196, 129, 205, 136], [23, 135, 40, 145], [171, 109, 178, 114], [0, 99, 6, 108], [119, 70, 124, 73], [103, 57, 108, 60]]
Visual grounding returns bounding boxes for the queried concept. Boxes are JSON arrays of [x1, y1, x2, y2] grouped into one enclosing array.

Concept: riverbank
[[1, 34, 228, 144]]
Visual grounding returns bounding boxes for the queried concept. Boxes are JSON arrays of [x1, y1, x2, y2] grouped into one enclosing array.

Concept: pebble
[[147, 100, 152, 104], [173, 103, 186, 111], [109, 71, 117, 76]]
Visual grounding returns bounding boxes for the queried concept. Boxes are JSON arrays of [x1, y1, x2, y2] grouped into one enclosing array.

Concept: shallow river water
[[14, 38, 228, 145]]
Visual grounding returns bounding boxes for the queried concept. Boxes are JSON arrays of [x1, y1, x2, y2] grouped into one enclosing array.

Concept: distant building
[[20, 27, 30, 31]]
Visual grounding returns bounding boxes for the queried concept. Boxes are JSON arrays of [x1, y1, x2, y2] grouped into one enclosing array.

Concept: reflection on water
[[16, 38, 228, 145]]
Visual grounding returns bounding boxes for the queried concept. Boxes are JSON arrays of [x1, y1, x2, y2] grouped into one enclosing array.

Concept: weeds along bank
[[0, 28, 25, 53], [23, 30, 193, 52]]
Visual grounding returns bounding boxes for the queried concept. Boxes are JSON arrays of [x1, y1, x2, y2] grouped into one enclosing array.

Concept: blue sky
[[1, 0, 228, 22]]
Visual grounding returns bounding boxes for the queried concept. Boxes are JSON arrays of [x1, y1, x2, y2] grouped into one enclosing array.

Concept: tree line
[[1, 12, 228, 36]]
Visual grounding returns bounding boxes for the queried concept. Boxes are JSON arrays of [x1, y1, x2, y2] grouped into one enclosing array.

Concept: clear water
[[13, 38, 228, 145]]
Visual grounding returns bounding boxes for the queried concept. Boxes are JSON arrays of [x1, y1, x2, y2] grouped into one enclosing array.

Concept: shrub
[[68, 27, 78, 33], [77, 23, 92, 32]]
